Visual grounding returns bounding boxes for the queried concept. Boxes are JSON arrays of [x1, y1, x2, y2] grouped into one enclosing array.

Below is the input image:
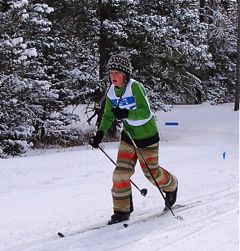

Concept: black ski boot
[[107, 211, 130, 225], [165, 186, 178, 208]]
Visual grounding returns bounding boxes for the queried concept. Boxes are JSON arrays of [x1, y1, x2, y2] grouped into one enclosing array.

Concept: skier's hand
[[111, 107, 129, 120], [89, 131, 104, 148]]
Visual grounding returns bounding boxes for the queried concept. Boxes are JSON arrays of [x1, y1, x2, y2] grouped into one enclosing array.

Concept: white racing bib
[[107, 79, 153, 126]]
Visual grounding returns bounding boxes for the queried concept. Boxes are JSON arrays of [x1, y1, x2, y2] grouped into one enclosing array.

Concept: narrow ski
[[57, 201, 200, 238]]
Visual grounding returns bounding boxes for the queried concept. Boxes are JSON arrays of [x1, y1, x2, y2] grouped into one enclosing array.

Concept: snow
[[22, 48, 38, 58], [11, 37, 24, 46], [22, 13, 29, 20], [29, 18, 51, 27], [0, 103, 238, 251], [11, 0, 28, 9], [33, 4, 54, 14]]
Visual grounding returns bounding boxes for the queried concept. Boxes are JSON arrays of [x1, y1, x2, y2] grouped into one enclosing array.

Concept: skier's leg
[[111, 140, 137, 214], [137, 143, 178, 205]]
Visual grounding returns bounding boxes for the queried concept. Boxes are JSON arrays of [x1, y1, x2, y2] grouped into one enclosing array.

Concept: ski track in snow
[[0, 103, 238, 251], [4, 187, 237, 251]]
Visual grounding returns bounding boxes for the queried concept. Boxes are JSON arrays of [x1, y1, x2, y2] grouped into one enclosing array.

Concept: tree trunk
[[96, 0, 112, 127], [234, 0, 240, 111], [200, 0, 205, 23], [221, 0, 229, 12], [95, 1, 118, 139], [96, 0, 106, 127]]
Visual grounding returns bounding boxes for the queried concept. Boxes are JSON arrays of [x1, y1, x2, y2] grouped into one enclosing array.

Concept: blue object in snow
[[165, 122, 179, 126], [223, 152, 226, 159]]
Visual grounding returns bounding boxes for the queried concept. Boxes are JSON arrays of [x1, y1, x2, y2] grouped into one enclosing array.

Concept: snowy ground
[[0, 103, 239, 251]]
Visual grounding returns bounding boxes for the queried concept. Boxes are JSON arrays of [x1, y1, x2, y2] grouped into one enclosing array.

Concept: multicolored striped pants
[[112, 140, 178, 213]]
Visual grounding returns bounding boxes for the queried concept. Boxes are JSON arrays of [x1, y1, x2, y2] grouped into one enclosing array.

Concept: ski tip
[[57, 232, 65, 238]]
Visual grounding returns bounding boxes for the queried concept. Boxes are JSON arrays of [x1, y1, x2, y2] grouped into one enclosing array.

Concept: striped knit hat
[[107, 54, 132, 75]]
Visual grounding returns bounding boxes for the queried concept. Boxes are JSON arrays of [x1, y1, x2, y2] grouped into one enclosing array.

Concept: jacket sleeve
[[97, 97, 115, 134], [127, 82, 151, 120]]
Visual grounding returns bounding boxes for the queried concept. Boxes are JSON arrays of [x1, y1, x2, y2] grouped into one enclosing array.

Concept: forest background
[[0, 0, 239, 157]]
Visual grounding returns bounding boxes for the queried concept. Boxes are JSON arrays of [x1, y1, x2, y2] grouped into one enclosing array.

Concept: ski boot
[[107, 211, 130, 225], [165, 186, 178, 208]]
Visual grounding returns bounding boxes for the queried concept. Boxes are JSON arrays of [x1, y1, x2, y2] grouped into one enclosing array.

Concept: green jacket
[[98, 80, 159, 144]]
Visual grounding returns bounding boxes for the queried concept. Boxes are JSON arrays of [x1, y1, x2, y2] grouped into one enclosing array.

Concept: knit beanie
[[107, 54, 132, 76]]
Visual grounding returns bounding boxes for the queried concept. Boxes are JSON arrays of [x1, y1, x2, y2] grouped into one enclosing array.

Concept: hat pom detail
[[107, 54, 132, 75]]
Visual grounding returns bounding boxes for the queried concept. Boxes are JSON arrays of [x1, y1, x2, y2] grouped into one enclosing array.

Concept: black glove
[[89, 131, 104, 148], [111, 107, 129, 120]]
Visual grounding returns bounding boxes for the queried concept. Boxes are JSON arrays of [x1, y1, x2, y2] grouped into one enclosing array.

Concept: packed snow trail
[[4, 187, 237, 251], [57, 203, 200, 238]]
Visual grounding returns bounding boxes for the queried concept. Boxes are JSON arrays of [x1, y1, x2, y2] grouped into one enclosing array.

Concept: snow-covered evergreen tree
[[0, 0, 80, 156], [0, 0, 36, 156], [101, 0, 213, 105], [205, 1, 237, 103], [0, 0, 238, 156], [0, 74, 34, 157]]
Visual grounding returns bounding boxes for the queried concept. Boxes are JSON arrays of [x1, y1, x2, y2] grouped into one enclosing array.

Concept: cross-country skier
[[89, 54, 178, 225]]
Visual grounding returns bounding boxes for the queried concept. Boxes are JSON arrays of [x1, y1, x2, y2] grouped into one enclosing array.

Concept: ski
[[122, 201, 200, 228], [57, 200, 201, 238], [122, 204, 183, 229], [57, 223, 108, 238]]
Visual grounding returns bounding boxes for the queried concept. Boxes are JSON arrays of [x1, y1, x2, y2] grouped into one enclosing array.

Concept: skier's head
[[107, 54, 132, 76], [107, 54, 132, 87]]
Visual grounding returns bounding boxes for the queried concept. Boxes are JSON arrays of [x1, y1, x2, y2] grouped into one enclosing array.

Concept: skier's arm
[[97, 98, 115, 134]]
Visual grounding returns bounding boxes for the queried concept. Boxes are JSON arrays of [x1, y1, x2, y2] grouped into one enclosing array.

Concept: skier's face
[[109, 70, 125, 88]]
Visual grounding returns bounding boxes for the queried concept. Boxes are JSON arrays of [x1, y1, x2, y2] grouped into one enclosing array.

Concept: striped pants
[[112, 140, 178, 213]]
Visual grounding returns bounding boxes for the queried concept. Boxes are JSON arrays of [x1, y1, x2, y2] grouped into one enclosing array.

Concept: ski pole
[[123, 127, 182, 220], [98, 145, 148, 197]]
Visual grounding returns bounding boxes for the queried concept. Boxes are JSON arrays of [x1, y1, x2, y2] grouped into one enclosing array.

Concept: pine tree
[[114, 0, 212, 105], [0, 0, 238, 156], [0, 75, 34, 157], [0, 0, 80, 156], [205, 1, 237, 103], [0, 0, 35, 156]]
